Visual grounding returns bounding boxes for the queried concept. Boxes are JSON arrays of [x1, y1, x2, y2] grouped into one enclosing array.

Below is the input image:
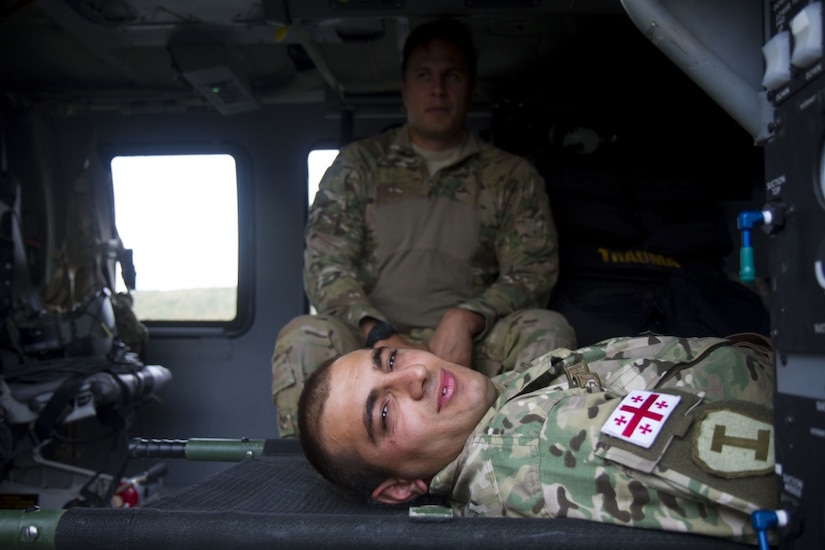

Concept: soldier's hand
[[429, 308, 484, 368]]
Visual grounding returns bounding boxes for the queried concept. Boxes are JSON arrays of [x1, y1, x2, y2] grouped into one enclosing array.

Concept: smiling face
[[401, 37, 474, 151], [320, 347, 498, 482]]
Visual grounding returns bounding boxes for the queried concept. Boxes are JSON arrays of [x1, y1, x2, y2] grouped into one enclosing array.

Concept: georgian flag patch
[[601, 390, 681, 448]]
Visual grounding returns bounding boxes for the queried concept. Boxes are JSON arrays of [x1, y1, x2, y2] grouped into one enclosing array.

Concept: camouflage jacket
[[430, 334, 776, 544], [303, 125, 559, 335]]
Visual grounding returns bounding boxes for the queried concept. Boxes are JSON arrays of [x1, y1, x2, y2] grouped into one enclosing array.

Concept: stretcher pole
[[129, 437, 267, 462]]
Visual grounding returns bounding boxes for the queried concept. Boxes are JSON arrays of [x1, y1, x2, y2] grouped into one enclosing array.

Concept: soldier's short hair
[[298, 356, 392, 500], [401, 18, 477, 81]]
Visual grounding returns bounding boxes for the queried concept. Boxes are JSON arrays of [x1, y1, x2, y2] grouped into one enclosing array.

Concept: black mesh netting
[[52, 440, 755, 550]]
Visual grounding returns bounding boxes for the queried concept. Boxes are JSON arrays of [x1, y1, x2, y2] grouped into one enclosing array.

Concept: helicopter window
[[110, 153, 241, 325]]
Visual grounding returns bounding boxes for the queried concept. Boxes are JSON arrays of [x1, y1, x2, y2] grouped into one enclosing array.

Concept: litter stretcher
[[0, 437, 757, 550]]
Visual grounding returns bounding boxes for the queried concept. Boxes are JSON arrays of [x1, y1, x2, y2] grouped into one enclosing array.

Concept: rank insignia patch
[[600, 390, 681, 448], [691, 403, 775, 478]]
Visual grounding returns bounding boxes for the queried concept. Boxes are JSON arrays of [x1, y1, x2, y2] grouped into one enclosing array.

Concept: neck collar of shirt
[[391, 125, 483, 168], [428, 359, 557, 495]]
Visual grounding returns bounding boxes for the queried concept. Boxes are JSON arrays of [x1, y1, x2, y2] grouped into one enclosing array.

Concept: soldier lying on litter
[[298, 333, 777, 545]]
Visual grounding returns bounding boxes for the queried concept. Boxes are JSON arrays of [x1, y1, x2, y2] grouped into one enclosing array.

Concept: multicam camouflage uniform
[[272, 125, 576, 437], [430, 334, 776, 544]]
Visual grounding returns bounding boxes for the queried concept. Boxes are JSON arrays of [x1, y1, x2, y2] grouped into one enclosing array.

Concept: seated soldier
[[298, 334, 777, 545], [271, 17, 576, 438]]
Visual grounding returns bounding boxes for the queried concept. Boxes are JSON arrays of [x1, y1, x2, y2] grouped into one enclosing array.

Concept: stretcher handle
[[129, 438, 266, 462]]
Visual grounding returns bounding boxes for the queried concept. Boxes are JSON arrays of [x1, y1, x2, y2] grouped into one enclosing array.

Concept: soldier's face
[[321, 347, 498, 481], [401, 38, 474, 151]]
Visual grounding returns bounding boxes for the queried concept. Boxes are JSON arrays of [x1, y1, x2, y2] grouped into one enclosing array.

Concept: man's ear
[[371, 478, 428, 505]]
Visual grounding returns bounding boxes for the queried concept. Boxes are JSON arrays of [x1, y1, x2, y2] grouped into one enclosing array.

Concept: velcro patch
[[600, 390, 681, 448], [691, 402, 774, 478]]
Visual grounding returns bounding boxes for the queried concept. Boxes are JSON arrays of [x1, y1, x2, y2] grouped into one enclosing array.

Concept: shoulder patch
[[691, 401, 774, 478]]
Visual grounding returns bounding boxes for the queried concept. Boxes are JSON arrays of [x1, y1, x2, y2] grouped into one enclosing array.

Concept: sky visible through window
[[111, 154, 238, 293], [307, 149, 338, 207], [306, 149, 338, 315]]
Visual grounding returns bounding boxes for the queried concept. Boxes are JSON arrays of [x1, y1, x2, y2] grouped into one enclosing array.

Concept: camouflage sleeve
[[303, 147, 384, 329], [460, 157, 559, 334]]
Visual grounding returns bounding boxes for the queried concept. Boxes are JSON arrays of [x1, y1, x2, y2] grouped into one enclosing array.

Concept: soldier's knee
[[271, 315, 333, 405], [275, 314, 338, 341], [510, 308, 573, 331], [271, 314, 352, 369], [512, 308, 577, 349], [271, 314, 360, 437]]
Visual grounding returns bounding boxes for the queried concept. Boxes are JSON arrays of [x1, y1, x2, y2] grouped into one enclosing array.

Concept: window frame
[[101, 141, 255, 338]]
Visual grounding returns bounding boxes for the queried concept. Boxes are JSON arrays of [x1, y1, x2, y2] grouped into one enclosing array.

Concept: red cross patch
[[600, 390, 681, 448]]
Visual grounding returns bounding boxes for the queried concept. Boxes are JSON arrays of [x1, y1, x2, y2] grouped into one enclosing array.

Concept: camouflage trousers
[[271, 308, 576, 437]]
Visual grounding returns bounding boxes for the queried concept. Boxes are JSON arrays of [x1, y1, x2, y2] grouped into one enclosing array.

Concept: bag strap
[[725, 332, 772, 349], [0, 113, 42, 316], [725, 332, 774, 366]]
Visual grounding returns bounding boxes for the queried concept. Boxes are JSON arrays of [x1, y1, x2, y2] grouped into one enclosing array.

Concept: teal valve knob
[[737, 211, 766, 283], [740, 245, 756, 283]]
